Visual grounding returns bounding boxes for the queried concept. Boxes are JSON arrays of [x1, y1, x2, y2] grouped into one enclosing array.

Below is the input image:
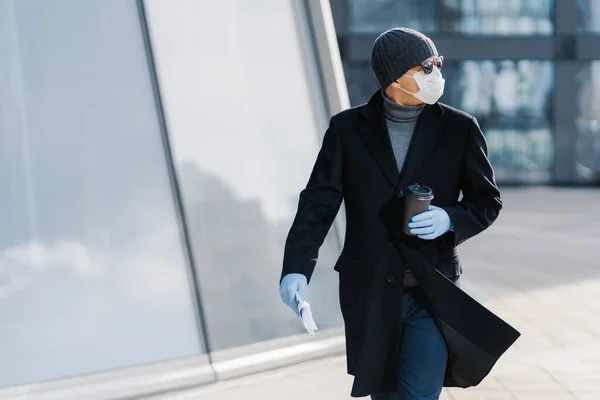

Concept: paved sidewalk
[[154, 188, 600, 399]]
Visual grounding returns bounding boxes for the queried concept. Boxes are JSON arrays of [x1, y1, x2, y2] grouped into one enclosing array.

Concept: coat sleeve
[[280, 116, 344, 284], [442, 117, 502, 246]]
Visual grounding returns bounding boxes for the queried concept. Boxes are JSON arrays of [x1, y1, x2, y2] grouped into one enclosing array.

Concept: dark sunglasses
[[418, 56, 444, 74]]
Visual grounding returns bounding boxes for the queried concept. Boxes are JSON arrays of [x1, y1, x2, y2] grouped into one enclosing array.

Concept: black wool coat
[[281, 90, 520, 397]]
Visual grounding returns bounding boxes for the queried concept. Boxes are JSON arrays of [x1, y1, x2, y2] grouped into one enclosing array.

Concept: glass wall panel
[[144, 0, 343, 352], [443, 60, 554, 183], [575, 62, 600, 183], [0, 0, 203, 388], [342, 60, 554, 183], [349, 0, 553, 35], [577, 0, 600, 32]]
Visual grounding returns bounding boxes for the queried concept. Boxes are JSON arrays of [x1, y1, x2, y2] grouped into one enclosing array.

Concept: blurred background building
[[0, 0, 598, 399], [332, 0, 600, 185]]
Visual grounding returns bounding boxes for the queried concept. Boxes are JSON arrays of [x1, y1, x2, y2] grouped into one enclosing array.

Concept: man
[[279, 28, 505, 399]]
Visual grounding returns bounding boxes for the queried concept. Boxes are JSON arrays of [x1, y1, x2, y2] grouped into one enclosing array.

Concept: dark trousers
[[371, 287, 448, 400]]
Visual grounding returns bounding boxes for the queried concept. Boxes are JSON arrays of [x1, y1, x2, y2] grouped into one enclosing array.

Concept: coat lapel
[[396, 103, 446, 191], [358, 92, 400, 187], [358, 90, 447, 191]]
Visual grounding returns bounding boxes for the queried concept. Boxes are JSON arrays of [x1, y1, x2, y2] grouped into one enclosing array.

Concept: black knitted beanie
[[371, 27, 438, 89]]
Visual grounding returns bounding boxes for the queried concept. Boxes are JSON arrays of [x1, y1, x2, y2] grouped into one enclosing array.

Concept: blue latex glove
[[279, 273, 307, 315], [408, 205, 453, 240]]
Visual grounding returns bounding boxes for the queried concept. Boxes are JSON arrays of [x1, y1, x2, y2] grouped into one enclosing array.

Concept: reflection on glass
[[350, 0, 553, 35], [144, 0, 343, 352], [443, 60, 554, 183], [576, 62, 600, 182], [0, 0, 203, 388], [577, 0, 600, 32]]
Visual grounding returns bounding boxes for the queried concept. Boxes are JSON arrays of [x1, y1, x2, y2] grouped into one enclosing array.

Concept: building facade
[[0, 0, 347, 399], [330, 0, 600, 185]]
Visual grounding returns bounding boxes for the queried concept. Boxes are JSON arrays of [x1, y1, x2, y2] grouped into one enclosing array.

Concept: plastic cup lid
[[406, 184, 434, 199]]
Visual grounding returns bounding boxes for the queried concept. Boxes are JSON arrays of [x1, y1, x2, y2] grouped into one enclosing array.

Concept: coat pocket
[[335, 256, 370, 326], [334, 255, 368, 282]]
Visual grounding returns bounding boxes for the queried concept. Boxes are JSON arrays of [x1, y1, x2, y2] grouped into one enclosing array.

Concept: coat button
[[386, 275, 396, 283]]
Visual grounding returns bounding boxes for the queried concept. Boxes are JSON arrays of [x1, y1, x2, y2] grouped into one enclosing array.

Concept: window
[[575, 62, 600, 182], [577, 0, 600, 32], [444, 60, 554, 183], [349, 0, 553, 35], [0, 0, 202, 387], [144, 0, 343, 352]]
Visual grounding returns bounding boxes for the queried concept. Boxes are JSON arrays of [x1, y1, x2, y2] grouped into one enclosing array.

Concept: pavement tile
[[530, 285, 596, 315], [510, 392, 576, 400], [572, 393, 600, 400], [495, 367, 566, 392], [446, 389, 514, 400], [474, 377, 505, 390], [502, 294, 556, 320], [508, 328, 561, 353], [547, 376, 600, 394], [440, 390, 456, 400], [544, 322, 598, 346]]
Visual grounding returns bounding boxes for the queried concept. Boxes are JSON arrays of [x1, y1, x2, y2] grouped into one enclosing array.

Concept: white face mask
[[399, 66, 445, 105]]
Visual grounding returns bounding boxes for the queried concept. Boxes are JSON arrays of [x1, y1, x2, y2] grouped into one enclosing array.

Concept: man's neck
[[381, 89, 424, 122], [383, 87, 423, 106]]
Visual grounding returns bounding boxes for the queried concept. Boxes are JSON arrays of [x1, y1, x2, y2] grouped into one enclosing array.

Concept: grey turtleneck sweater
[[382, 90, 425, 171], [382, 90, 425, 286]]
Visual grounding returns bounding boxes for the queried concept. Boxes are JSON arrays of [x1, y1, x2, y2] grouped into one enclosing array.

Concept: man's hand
[[408, 205, 453, 240], [279, 273, 307, 315]]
